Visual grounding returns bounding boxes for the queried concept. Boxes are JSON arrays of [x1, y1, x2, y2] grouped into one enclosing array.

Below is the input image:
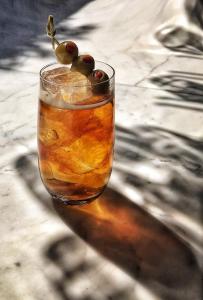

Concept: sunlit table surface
[[0, 1, 203, 299]]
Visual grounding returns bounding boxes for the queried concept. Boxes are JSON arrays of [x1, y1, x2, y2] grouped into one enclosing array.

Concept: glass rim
[[40, 60, 115, 88]]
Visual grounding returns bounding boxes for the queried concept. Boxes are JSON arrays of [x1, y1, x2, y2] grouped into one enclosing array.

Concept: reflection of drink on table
[[38, 65, 114, 203]]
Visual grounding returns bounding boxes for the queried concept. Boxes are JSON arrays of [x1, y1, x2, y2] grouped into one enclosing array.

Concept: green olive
[[55, 41, 78, 64], [88, 69, 109, 94], [71, 55, 95, 76]]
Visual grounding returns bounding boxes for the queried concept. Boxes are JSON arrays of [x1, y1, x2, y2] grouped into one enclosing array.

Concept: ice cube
[[41, 66, 70, 94], [50, 162, 82, 183], [54, 134, 110, 175], [39, 127, 59, 146], [39, 113, 76, 148], [61, 71, 92, 104], [42, 66, 70, 85], [82, 172, 108, 188], [94, 102, 113, 125], [41, 67, 92, 106], [39, 160, 53, 179]]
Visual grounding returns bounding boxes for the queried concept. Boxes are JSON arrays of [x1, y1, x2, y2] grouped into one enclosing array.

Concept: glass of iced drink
[[38, 61, 115, 205]]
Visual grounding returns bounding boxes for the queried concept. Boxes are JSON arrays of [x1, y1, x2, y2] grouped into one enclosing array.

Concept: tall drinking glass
[[38, 61, 115, 205]]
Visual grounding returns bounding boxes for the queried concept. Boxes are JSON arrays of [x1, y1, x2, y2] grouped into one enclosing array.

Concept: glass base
[[51, 191, 102, 206]]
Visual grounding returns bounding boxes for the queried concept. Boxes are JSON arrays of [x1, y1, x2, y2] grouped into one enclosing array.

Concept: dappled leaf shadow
[[15, 152, 53, 211], [15, 151, 202, 300], [116, 125, 203, 211], [151, 70, 203, 110], [44, 234, 135, 300], [155, 0, 203, 55], [115, 125, 203, 248], [0, 0, 95, 67]]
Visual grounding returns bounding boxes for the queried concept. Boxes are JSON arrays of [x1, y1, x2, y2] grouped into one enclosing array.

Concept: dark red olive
[[71, 55, 95, 76], [88, 69, 109, 94]]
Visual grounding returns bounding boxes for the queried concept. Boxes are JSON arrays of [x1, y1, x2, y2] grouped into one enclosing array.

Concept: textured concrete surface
[[0, 1, 203, 299]]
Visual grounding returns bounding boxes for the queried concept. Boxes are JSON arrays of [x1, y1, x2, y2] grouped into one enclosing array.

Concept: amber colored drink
[[38, 62, 115, 204]]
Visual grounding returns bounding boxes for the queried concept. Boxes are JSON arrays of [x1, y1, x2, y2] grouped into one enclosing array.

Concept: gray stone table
[[0, 1, 202, 299]]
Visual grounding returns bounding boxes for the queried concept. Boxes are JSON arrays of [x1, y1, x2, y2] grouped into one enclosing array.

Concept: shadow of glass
[[53, 188, 202, 299], [0, 0, 95, 67]]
